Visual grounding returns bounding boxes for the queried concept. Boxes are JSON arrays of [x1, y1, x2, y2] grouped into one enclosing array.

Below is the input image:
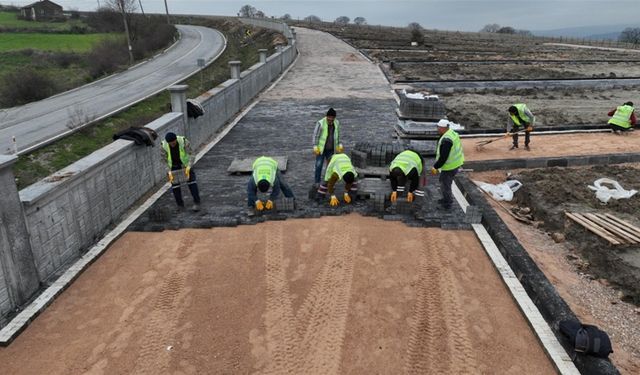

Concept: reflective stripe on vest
[[252, 156, 278, 184], [436, 129, 464, 171], [389, 150, 423, 175], [162, 136, 190, 168], [510, 103, 531, 127], [324, 153, 356, 181], [608, 105, 634, 128], [316, 117, 340, 152]]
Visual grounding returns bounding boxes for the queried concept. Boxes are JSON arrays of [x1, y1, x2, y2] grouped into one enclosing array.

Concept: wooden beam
[[565, 212, 621, 245], [584, 213, 640, 244], [603, 213, 640, 236]]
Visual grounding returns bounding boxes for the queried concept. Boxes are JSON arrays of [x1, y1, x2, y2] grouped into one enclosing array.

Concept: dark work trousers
[[610, 123, 631, 133], [314, 148, 334, 184], [512, 126, 532, 147], [247, 171, 295, 207], [439, 168, 458, 209], [171, 166, 200, 207]]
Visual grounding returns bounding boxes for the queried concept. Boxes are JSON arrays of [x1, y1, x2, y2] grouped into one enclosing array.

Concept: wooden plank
[[591, 213, 640, 243], [603, 213, 640, 236], [584, 213, 639, 244], [565, 212, 621, 245]]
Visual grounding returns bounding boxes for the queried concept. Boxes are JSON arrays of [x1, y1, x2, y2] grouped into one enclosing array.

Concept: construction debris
[[565, 212, 640, 245]]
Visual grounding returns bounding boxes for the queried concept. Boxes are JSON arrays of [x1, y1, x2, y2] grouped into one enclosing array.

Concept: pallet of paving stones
[[396, 107, 444, 122], [565, 212, 640, 245], [353, 141, 406, 167], [397, 92, 446, 121]]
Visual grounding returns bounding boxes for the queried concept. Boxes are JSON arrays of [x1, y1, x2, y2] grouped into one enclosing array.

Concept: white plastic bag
[[587, 178, 637, 204], [476, 180, 523, 201]]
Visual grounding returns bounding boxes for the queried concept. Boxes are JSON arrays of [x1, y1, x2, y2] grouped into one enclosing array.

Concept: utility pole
[[97, 0, 101, 8], [118, 0, 134, 64], [164, 0, 170, 24], [138, 0, 145, 16]]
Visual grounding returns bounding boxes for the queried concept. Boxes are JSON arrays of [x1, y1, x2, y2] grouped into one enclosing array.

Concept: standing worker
[[317, 153, 358, 206], [507, 103, 535, 150], [607, 101, 636, 134], [248, 156, 295, 212], [162, 132, 201, 212], [389, 149, 424, 203], [431, 120, 464, 210], [313, 108, 344, 185]]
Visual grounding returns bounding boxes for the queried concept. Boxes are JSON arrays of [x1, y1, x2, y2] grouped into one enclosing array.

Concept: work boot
[[176, 205, 186, 213], [524, 145, 531, 151], [509, 144, 518, 150], [192, 203, 200, 212]]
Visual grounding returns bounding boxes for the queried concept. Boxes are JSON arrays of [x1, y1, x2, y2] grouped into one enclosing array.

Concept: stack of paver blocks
[[276, 197, 295, 212], [397, 91, 446, 121]]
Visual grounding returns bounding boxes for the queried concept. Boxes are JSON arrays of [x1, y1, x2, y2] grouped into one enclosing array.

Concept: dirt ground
[[472, 170, 640, 374], [462, 130, 640, 161], [0, 215, 555, 374]]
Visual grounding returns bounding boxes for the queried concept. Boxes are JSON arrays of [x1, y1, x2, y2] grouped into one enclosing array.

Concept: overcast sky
[[3, 0, 639, 31]]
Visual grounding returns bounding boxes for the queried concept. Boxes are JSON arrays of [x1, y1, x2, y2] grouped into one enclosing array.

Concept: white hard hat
[[437, 119, 450, 128]]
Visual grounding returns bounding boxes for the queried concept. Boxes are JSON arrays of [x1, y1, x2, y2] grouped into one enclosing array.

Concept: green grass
[[0, 11, 87, 31], [0, 33, 114, 52], [13, 18, 280, 189]]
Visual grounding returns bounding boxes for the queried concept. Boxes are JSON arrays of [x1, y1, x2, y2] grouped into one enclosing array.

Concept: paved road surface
[[0, 25, 225, 155]]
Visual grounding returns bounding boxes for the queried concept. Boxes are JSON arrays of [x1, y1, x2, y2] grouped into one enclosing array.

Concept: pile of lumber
[[565, 212, 640, 245]]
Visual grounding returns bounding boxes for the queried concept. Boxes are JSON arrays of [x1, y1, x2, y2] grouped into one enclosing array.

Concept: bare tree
[[335, 16, 350, 25], [353, 17, 366, 25], [497, 26, 516, 34], [619, 27, 640, 45], [304, 15, 321, 23], [516, 29, 533, 37], [408, 22, 422, 31], [281, 13, 292, 21], [480, 23, 500, 33], [255, 10, 265, 18], [239, 4, 257, 18]]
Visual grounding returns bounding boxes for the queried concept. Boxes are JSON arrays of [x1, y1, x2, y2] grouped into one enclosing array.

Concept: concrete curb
[[455, 174, 619, 374], [465, 152, 640, 172]]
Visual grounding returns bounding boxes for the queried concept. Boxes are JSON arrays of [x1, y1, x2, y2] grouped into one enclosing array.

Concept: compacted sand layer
[[462, 130, 640, 161], [0, 215, 554, 374]]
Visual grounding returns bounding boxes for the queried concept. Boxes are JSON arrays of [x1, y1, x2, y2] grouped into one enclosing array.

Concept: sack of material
[[186, 99, 205, 119], [559, 319, 613, 359]]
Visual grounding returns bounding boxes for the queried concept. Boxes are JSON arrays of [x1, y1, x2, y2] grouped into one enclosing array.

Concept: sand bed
[[0, 215, 554, 374]]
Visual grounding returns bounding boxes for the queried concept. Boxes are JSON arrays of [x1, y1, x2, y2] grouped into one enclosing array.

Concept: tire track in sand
[[404, 232, 477, 374], [262, 221, 358, 374]]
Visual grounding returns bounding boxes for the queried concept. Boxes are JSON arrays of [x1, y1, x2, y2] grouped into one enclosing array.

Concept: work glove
[[337, 145, 344, 153], [185, 166, 191, 179], [265, 200, 274, 210], [255, 200, 264, 211], [431, 167, 438, 175], [313, 146, 321, 156], [330, 195, 339, 207], [167, 171, 174, 184], [343, 192, 351, 204], [390, 191, 397, 203], [407, 192, 414, 203], [526, 126, 533, 132]]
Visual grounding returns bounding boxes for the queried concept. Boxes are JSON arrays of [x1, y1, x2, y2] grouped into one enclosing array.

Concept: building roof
[[21, 0, 62, 10]]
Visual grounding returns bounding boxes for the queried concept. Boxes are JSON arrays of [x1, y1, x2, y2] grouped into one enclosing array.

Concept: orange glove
[[390, 191, 397, 203], [407, 192, 414, 203], [167, 171, 174, 183], [330, 195, 339, 207], [430, 167, 438, 175], [313, 146, 321, 155], [255, 200, 264, 211], [185, 166, 191, 179], [343, 192, 351, 204], [337, 145, 344, 153], [265, 200, 274, 210]]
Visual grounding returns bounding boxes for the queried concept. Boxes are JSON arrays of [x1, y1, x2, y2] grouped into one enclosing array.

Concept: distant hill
[[532, 24, 636, 39]]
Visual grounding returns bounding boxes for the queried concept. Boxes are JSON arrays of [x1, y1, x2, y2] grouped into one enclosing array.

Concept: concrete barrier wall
[[0, 19, 297, 326]]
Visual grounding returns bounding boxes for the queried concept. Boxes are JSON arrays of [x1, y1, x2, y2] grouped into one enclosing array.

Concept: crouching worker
[[248, 156, 295, 212], [389, 149, 424, 203], [162, 132, 201, 212], [317, 154, 358, 207]]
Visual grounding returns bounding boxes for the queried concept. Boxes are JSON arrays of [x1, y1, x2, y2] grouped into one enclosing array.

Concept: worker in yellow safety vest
[[312, 107, 344, 184], [161, 132, 201, 212], [507, 103, 535, 151], [317, 154, 358, 207], [248, 156, 295, 211], [607, 101, 636, 134], [389, 149, 425, 203], [430, 120, 464, 210]]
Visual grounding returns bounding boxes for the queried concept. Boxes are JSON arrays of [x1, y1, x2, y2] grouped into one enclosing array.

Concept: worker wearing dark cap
[[248, 156, 295, 212], [312, 107, 344, 185], [161, 132, 201, 211]]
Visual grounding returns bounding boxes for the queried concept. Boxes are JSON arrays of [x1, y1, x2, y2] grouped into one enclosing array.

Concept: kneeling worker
[[248, 156, 295, 211], [607, 101, 635, 134], [389, 149, 424, 203], [317, 153, 358, 207], [431, 120, 464, 210]]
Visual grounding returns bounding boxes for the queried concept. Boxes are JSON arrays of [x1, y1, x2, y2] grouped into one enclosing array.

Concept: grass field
[[0, 11, 87, 31], [0, 33, 115, 52]]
